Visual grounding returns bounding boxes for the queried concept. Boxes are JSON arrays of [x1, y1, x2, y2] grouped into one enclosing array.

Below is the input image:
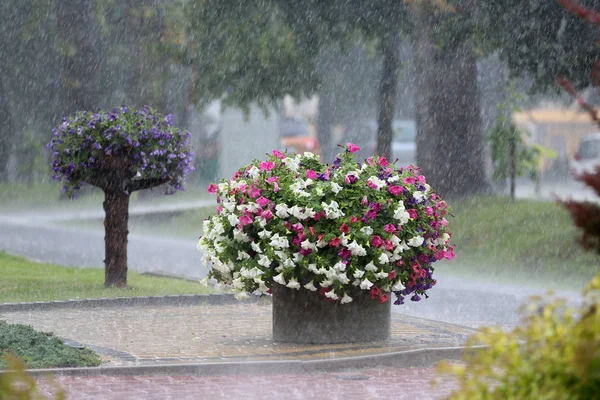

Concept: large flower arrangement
[[198, 144, 454, 305]]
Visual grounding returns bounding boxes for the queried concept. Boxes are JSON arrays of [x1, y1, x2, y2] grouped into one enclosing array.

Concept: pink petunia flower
[[272, 149, 285, 159], [346, 143, 360, 153], [407, 209, 418, 219], [256, 196, 270, 208], [388, 270, 397, 280], [329, 237, 342, 247], [239, 215, 253, 226], [349, 216, 358, 223], [361, 196, 369, 205], [207, 183, 218, 194], [260, 161, 276, 171], [384, 224, 396, 233], [306, 169, 317, 179], [426, 206, 434, 216], [388, 185, 404, 196], [216, 205, 223, 214], [371, 236, 383, 248], [417, 175, 426, 184], [403, 176, 416, 185], [379, 294, 390, 304], [379, 156, 389, 167], [261, 210, 273, 219], [248, 186, 261, 198], [370, 286, 381, 299], [340, 223, 350, 234]]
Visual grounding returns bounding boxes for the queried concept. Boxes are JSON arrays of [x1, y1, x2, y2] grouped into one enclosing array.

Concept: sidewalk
[[1, 296, 473, 399]]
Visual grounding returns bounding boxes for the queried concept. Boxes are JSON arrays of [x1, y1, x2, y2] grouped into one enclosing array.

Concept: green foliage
[[437, 276, 600, 399], [181, 0, 320, 111], [0, 320, 100, 370], [486, 121, 552, 182], [0, 355, 65, 399], [0, 251, 214, 303], [478, 0, 600, 93]]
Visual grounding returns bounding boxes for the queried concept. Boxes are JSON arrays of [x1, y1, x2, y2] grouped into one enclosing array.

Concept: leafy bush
[[0, 320, 100, 369], [437, 276, 600, 399]]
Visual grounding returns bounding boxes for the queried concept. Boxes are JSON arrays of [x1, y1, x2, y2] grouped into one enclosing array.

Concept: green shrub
[[0, 320, 100, 369], [437, 275, 600, 399]]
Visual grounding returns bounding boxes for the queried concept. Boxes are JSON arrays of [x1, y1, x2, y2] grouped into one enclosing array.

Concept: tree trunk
[[0, 77, 13, 182], [103, 190, 130, 287], [317, 90, 336, 163], [509, 136, 516, 200], [376, 33, 400, 160], [414, 10, 490, 198]]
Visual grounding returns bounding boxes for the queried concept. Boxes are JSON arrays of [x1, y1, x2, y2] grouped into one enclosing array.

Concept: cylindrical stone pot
[[272, 285, 391, 344]]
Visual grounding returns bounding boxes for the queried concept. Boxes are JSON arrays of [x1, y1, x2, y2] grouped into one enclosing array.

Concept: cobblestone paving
[[37, 367, 458, 400], [1, 302, 476, 365]]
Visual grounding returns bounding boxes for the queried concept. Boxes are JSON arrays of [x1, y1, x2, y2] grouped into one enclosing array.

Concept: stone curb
[[15, 346, 486, 378], [0, 294, 267, 313]]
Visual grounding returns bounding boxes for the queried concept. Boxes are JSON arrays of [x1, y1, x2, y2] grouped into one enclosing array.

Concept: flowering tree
[[48, 105, 194, 287]]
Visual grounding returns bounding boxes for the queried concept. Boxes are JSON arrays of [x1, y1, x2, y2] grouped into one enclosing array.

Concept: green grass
[[445, 196, 599, 289], [0, 321, 101, 369], [0, 252, 213, 304], [0, 182, 212, 213]]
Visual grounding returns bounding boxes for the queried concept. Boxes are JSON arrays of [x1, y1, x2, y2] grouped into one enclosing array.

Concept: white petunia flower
[[304, 280, 317, 291], [347, 240, 367, 256], [273, 272, 286, 285], [315, 187, 324, 196], [301, 239, 316, 251], [286, 278, 301, 290], [337, 273, 350, 284], [407, 236, 425, 247], [376, 272, 389, 279], [340, 293, 353, 304], [251, 242, 263, 254], [258, 229, 272, 239], [258, 255, 271, 268], [247, 166, 260, 179], [353, 270, 365, 279], [275, 204, 290, 218], [365, 262, 378, 271], [378, 253, 389, 264], [237, 250, 250, 261], [308, 264, 319, 273], [360, 278, 374, 290], [283, 258, 296, 269], [232, 278, 245, 289], [393, 208, 410, 224], [413, 191, 426, 203], [330, 182, 343, 194], [227, 214, 239, 226], [234, 292, 250, 300], [392, 280, 405, 291], [360, 226, 373, 235], [325, 290, 339, 300], [333, 261, 347, 272], [387, 175, 400, 183], [320, 279, 333, 287], [233, 228, 250, 243]]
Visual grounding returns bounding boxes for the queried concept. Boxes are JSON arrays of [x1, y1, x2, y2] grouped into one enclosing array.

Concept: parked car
[[571, 133, 600, 175], [279, 117, 321, 156], [348, 119, 416, 166]]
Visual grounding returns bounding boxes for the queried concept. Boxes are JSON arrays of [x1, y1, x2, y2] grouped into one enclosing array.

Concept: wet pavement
[[0, 299, 470, 399], [1, 301, 476, 367], [35, 368, 458, 399]]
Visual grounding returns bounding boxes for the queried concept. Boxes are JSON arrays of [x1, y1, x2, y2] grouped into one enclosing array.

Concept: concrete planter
[[272, 285, 391, 344]]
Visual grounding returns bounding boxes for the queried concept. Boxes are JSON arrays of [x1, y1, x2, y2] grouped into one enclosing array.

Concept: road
[[0, 191, 582, 329]]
